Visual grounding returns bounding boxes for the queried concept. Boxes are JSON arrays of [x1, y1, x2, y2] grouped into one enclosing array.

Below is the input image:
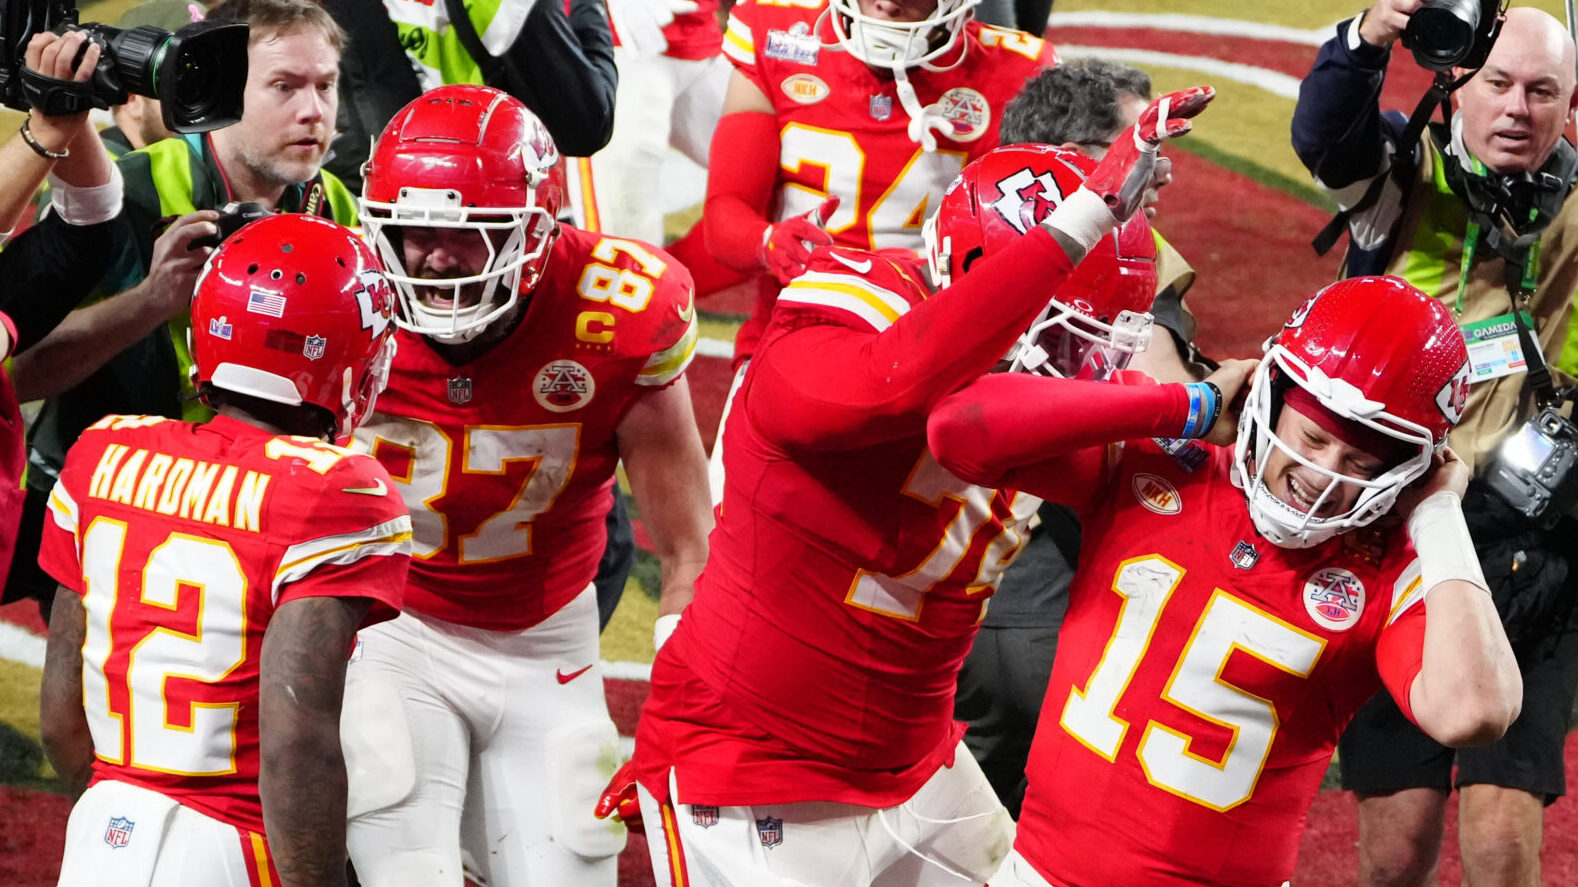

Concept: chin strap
[[893, 67, 949, 154]]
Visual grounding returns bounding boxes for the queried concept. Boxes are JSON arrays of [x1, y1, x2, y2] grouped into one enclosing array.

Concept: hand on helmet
[[1085, 86, 1215, 223], [1393, 446, 1470, 521], [760, 196, 839, 285], [1199, 357, 1257, 447], [594, 760, 644, 834]]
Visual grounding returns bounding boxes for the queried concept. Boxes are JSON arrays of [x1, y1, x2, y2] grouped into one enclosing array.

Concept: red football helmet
[[924, 144, 1159, 380], [1232, 276, 1472, 548], [360, 84, 563, 342], [190, 214, 398, 438]]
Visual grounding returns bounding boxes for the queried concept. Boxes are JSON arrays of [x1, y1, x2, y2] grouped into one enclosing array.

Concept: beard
[[237, 138, 327, 189]]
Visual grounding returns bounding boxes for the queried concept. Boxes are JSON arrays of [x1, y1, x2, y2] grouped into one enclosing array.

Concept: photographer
[[1, 0, 354, 621], [1292, 5, 1578, 885], [0, 29, 125, 591]]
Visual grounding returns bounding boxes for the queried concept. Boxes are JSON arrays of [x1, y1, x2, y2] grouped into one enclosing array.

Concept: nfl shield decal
[[534, 360, 595, 412], [869, 94, 893, 121], [1132, 473, 1182, 515], [447, 376, 473, 404], [104, 815, 134, 848], [756, 815, 783, 848], [1303, 566, 1365, 631], [1229, 539, 1261, 570], [303, 335, 326, 360], [691, 805, 719, 828]]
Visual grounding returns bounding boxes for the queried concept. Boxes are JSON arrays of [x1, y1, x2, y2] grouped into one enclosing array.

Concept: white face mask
[[1230, 354, 1436, 549]]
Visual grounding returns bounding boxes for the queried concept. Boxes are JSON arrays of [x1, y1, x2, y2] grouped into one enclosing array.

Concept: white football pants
[[342, 586, 624, 887]]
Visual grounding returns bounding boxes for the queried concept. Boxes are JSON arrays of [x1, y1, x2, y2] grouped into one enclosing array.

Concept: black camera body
[[1402, 0, 1504, 72], [1484, 407, 1578, 528], [190, 201, 272, 250], [0, 0, 249, 133]]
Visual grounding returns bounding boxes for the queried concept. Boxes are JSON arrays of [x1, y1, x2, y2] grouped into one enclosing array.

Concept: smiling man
[[1292, 6, 1578, 885], [920, 276, 1520, 887]]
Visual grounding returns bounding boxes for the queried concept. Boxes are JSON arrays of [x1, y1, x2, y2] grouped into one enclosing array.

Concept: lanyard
[[1457, 157, 1541, 312]]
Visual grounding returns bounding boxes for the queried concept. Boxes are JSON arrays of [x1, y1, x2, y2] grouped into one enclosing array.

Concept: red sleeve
[[746, 227, 1076, 450], [703, 111, 778, 273], [275, 547, 409, 629], [926, 373, 1191, 490], [1374, 603, 1426, 725]]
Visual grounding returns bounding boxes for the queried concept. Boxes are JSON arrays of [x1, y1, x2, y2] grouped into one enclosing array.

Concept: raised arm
[[10, 210, 218, 401], [1387, 449, 1521, 746]]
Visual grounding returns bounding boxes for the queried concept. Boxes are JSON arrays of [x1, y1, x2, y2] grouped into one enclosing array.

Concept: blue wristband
[[1181, 382, 1222, 439]]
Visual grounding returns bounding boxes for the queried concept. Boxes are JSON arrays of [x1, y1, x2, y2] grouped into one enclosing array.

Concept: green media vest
[[1375, 136, 1578, 472]]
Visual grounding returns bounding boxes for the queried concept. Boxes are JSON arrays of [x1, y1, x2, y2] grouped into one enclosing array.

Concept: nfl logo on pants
[[104, 815, 135, 848], [756, 816, 783, 848]]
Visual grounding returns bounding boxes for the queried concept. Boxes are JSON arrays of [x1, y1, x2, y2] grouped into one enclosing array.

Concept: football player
[[699, 0, 1059, 495], [921, 273, 1521, 886], [610, 91, 1217, 887], [38, 214, 411, 887], [341, 85, 713, 887]]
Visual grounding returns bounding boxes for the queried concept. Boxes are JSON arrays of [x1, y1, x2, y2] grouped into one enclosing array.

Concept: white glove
[[606, 0, 677, 56]]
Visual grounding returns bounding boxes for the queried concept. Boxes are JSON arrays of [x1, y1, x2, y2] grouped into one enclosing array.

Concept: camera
[[1483, 407, 1578, 528], [1402, 0, 1504, 72], [0, 0, 248, 133], [190, 202, 272, 250]]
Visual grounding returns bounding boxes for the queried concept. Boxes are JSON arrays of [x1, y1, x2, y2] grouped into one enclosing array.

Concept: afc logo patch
[[935, 87, 990, 142], [756, 815, 783, 848], [104, 815, 134, 849], [534, 360, 595, 412], [691, 805, 719, 828], [1132, 472, 1182, 515], [1303, 566, 1366, 631]]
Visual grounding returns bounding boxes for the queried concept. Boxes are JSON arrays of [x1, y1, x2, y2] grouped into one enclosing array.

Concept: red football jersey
[[665, 0, 722, 59], [722, 0, 1057, 359], [38, 414, 412, 835], [1015, 441, 1428, 887], [634, 249, 1041, 807], [353, 226, 698, 631]]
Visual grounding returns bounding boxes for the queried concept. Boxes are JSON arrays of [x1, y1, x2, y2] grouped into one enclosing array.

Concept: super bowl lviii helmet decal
[[824, 0, 979, 71], [924, 144, 1158, 380], [1231, 276, 1471, 549], [360, 84, 564, 343], [191, 214, 399, 438]]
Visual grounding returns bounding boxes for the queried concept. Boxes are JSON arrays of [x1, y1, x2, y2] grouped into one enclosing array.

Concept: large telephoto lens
[[153, 20, 247, 132], [1404, 0, 1482, 70]]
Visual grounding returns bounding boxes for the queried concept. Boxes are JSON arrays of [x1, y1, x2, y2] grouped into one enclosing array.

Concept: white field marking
[[1057, 45, 1304, 101], [1048, 11, 1336, 46], [0, 621, 46, 669], [603, 659, 654, 682], [696, 336, 735, 360]]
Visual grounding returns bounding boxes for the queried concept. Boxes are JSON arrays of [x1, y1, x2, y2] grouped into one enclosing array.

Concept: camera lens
[[1404, 0, 1483, 70], [155, 21, 249, 133]]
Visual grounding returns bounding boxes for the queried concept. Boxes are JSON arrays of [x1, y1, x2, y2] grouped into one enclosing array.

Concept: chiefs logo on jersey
[[534, 360, 595, 412], [1132, 473, 1181, 515], [1303, 566, 1365, 631], [1435, 359, 1471, 425]]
